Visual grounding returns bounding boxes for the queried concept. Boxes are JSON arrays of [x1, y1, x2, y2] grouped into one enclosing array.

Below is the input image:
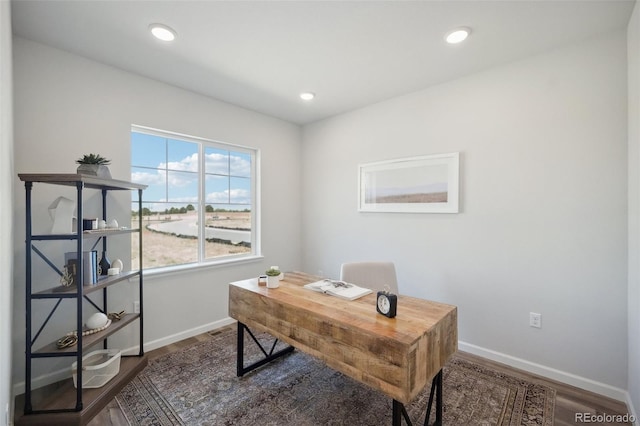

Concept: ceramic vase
[[99, 251, 111, 276], [267, 275, 280, 289]]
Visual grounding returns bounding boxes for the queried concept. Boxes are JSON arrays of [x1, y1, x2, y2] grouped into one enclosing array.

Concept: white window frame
[[131, 125, 261, 273]]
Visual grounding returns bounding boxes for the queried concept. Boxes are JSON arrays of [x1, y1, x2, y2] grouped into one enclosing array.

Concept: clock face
[[376, 291, 397, 318], [377, 295, 390, 314]]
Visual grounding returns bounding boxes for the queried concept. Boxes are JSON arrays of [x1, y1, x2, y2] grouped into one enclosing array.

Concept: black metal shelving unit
[[17, 173, 148, 426]]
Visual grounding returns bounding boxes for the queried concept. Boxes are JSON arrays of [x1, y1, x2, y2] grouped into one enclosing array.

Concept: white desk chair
[[340, 261, 399, 294]]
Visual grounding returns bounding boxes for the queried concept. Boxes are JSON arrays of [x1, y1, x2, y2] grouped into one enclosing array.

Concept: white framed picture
[[358, 152, 459, 213]]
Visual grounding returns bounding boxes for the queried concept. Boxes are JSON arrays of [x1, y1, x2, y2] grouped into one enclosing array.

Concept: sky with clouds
[[131, 132, 251, 211]]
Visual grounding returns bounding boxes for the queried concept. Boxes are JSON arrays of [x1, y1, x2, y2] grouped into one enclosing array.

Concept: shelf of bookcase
[[18, 173, 147, 191], [14, 355, 148, 426], [30, 228, 140, 241], [33, 313, 140, 356], [32, 271, 141, 299]]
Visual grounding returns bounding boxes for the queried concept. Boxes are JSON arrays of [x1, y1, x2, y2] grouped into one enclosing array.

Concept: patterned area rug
[[116, 328, 555, 425]]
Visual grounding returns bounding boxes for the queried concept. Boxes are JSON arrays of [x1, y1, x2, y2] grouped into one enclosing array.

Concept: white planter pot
[[77, 164, 112, 179], [267, 275, 280, 289]]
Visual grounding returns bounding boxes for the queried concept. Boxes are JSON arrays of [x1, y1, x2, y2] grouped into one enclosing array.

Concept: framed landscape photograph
[[358, 152, 459, 213]]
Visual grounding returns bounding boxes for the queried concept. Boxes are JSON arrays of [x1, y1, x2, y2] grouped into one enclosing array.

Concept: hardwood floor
[[20, 327, 634, 426]]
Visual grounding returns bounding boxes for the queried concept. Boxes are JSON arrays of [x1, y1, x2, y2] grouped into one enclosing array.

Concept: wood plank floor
[[22, 326, 633, 426]]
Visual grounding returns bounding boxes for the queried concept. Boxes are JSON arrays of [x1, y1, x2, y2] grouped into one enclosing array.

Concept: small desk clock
[[376, 290, 397, 318]]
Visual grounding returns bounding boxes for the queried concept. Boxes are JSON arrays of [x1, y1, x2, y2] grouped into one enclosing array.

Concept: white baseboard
[[13, 318, 237, 396], [459, 340, 629, 403], [122, 317, 236, 355], [626, 392, 639, 426]]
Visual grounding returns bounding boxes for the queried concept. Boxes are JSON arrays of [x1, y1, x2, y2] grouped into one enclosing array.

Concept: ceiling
[[11, 0, 636, 125]]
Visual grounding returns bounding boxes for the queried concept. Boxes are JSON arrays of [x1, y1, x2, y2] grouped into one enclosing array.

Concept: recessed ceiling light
[[445, 27, 470, 44], [300, 92, 315, 101], [150, 24, 177, 42]]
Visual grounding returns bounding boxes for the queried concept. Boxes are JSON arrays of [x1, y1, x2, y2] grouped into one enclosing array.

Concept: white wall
[[1, 2, 14, 424], [302, 31, 629, 396], [628, 0, 640, 420], [11, 38, 302, 393]]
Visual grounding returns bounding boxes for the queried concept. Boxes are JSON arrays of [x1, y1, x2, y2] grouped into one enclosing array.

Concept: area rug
[[116, 328, 555, 425]]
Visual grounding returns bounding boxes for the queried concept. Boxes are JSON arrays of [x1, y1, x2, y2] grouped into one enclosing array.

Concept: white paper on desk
[[303, 280, 372, 301]]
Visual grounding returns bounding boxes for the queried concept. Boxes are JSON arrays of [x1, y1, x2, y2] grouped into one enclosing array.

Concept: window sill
[[131, 254, 264, 281]]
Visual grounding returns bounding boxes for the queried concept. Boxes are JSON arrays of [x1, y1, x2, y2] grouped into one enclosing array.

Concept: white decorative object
[[111, 258, 123, 271], [107, 219, 119, 228], [48, 196, 76, 234], [76, 164, 112, 179], [98, 219, 107, 229], [267, 275, 280, 289], [86, 312, 109, 330], [107, 268, 120, 276]]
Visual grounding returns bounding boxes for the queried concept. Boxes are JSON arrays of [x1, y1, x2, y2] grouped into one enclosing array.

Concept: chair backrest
[[339, 261, 399, 294]]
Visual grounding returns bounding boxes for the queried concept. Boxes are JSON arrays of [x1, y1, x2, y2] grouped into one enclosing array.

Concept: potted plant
[[76, 153, 112, 179], [265, 267, 281, 289]]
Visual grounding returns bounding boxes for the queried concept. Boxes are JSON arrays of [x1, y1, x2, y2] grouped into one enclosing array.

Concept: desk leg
[[392, 369, 443, 426], [393, 399, 411, 426], [236, 322, 295, 377], [424, 370, 443, 425]]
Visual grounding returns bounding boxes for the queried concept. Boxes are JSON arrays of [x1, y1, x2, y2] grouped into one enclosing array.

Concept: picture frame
[[358, 152, 459, 213]]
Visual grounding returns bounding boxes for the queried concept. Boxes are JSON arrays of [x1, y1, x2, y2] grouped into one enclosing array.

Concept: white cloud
[[160, 153, 199, 173], [206, 188, 250, 204], [132, 170, 164, 185], [230, 154, 251, 176], [205, 152, 229, 174]]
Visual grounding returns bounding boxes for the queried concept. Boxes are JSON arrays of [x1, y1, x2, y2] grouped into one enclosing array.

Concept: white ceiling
[[11, 0, 636, 125]]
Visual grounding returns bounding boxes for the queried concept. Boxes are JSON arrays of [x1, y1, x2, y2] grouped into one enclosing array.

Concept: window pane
[[205, 175, 230, 204], [131, 166, 166, 202], [205, 147, 229, 175], [230, 152, 251, 177], [230, 176, 251, 204], [167, 171, 198, 202], [132, 202, 199, 269], [204, 206, 251, 259], [167, 139, 198, 172], [132, 133, 166, 168]]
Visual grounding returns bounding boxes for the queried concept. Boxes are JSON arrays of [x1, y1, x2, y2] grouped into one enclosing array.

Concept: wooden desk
[[228, 271, 457, 425]]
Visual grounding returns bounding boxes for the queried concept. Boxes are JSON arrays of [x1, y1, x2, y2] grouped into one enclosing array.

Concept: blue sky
[[131, 132, 251, 211]]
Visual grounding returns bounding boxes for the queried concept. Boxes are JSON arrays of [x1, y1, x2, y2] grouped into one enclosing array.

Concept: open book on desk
[[303, 279, 372, 301]]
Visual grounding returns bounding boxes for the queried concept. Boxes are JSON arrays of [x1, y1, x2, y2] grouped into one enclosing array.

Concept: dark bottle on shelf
[[99, 251, 111, 276]]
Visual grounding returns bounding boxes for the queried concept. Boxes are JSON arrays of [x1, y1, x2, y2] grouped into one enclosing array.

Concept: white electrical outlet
[[529, 312, 541, 328], [133, 301, 140, 314]]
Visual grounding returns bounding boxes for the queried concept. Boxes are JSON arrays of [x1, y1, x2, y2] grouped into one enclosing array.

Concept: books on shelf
[[304, 279, 372, 301], [64, 250, 98, 286]]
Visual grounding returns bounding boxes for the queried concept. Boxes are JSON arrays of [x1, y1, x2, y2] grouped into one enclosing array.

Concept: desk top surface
[[230, 271, 456, 348]]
